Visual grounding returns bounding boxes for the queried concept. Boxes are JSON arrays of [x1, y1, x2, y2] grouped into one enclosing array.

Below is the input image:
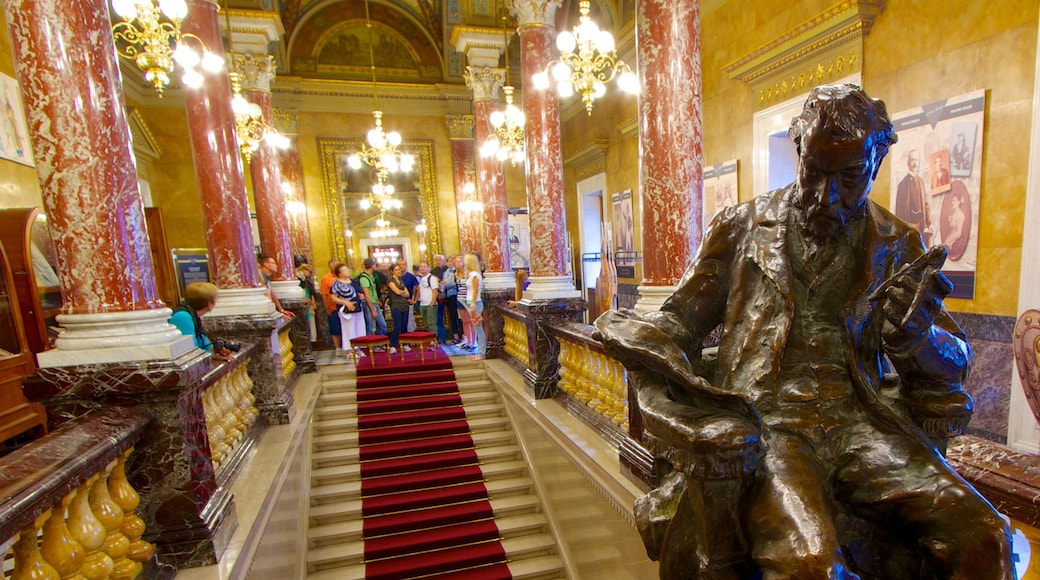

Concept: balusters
[[66, 476, 111, 580], [11, 512, 59, 580], [279, 330, 296, 379], [107, 450, 154, 577], [202, 360, 258, 469]]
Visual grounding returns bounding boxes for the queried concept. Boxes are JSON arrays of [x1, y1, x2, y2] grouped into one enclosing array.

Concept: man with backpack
[[417, 261, 439, 338], [359, 258, 387, 336]]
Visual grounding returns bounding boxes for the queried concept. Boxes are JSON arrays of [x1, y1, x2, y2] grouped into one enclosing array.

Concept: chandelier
[[457, 182, 483, 213], [532, 0, 638, 115], [480, 12, 525, 165], [111, 0, 224, 96], [221, 3, 290, 163], [347, 111, 416, 178], [370, 213, 400, 239], [358, 174, 405, 213], [481, 85, 525, 165]]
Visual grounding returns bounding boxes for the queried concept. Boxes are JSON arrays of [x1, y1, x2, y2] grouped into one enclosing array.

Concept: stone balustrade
[[277, 330, 296, 380], [555, 331, 629, 432], [203, 362, 259, 469], [0, 408, 166, 578], [502, 310, 530, 369]]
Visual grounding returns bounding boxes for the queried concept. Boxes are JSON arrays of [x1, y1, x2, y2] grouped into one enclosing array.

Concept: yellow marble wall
[[134, 104, 210, 250], [296, 111, 461, 271], [560, 90, 640, 285], [0, 10, 42, 211], [701, 0, 1039, 316]]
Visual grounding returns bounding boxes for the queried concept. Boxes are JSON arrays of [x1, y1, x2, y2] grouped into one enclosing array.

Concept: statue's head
[[788, 84, 897, 241]]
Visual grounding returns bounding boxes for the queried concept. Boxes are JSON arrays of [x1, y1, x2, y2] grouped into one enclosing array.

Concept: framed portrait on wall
[[0, 73, 32, 167]]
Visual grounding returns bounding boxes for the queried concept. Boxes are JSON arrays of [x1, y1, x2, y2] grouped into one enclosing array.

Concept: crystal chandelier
[[370, 213, 400, 239], [111, 0, 224, 96], [358, 174, 405, 213], [347, 111, 416, 178], [532, 0, 638, 115], [481, 85, 525, 165], [480, 13, 525, 166], [221, 3, 290, 163]]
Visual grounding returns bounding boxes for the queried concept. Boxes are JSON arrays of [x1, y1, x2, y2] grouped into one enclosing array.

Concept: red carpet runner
[[356, 351, 513, 580]]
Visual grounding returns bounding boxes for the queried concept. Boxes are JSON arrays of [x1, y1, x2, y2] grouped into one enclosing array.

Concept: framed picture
[[0, 73, 32, 167]]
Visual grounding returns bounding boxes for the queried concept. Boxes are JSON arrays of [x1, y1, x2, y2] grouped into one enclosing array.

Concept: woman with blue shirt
[[169, 282, 231, 360]]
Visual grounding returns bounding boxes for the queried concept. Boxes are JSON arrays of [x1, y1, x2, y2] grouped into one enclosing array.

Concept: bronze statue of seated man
[[594, 84, 1014, 579]]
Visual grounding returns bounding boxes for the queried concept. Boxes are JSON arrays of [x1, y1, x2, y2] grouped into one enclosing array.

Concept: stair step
[[307, 440, 520, 486], [312, 413, 507, 440], [309, 494, 543, 548], [321, 366, 486, 392], [309, 477, 535, 526], [317, 390, 499, 421], [313, 415, 509, 453], [311, 459, 528, 502], [314, 402, 506, 436], [320, 378, 494, 407], [508, 554, 568, 580], [313, 429, 515, 469]]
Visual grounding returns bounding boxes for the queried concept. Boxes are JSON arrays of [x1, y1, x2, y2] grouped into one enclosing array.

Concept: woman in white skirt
[[330, 264, 366, 359]]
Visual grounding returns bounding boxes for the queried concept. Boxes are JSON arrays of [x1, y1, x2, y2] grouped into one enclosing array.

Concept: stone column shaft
[[3, 0, 193, 367], [634, 0, 703, 313], [513, 0, 580, 300], [468, 67, 514, 291], [449, 137, 481, 256], [182, 0, 272, 317], [279, 142, 313, 260]]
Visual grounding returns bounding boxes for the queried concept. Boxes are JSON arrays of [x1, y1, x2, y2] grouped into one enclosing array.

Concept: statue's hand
[[875, 248, 951, 349]]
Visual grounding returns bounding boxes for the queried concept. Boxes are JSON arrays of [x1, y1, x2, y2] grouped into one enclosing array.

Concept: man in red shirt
[[320, 258, 342, 349]]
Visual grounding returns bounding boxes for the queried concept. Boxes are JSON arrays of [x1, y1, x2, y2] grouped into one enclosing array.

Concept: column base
[[38, 308, 196, 368], [633, 284, 678, 314], [516, 297, 587, 399], [202, 313, 300, 425], [207, 287, 277, 317], [280, 297, 316, 373], [522, 275, 582, 301], [483, 270, 516, 292], [271, 279, 307, 300]]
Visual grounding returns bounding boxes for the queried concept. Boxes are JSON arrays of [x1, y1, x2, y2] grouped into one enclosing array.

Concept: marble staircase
[[305, 357, 567, 579]]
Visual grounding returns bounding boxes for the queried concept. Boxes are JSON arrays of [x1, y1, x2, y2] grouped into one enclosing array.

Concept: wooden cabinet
[[0, 208, 61, 359], [0, 239, 47, 445]]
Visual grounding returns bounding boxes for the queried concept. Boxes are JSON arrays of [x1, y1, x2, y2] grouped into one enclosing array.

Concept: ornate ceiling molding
[[724, 0, 882, 109], [451, 25, 508, 68], [617, 117, 638, 138], [270, 76, 473, 116], [227, 9, 284, 54]]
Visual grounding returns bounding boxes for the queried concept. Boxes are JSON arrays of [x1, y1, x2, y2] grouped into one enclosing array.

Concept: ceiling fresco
[[290, 1, 443, 83]]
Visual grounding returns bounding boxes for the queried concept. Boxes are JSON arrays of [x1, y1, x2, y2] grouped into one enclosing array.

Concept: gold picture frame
[[318, 137, 441, 263]]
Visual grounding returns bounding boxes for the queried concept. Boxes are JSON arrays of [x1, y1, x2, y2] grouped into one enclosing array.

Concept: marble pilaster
[[279, 138, 313, 261], [2, 0, 194, 367], [633, 0, 703, 313], [511, 0, 579, 300], [182, 0, 274, 318], [471, 84, 514, 292], [447, 121, 482, 256]]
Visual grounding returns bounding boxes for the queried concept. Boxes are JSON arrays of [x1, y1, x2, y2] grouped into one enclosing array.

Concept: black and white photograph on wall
[[703, 159, 738, 229], [889, 89, 985, 299], [949, 121, 977, 177], [612, 190, 635, 279], [507, 208, 530, 269]]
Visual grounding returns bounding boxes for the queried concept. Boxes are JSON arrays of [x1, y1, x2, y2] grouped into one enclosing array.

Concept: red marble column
[[182, 0, 265, 299], [469, 70, 514, 290], [449, 134, 481, 256], [4, 0, 194, 367], [513, 0, 579, 299], [279, 142, 313, 260], [634, 0, 702, 312], [4, 0, 163, 316], [237, 54, 295, 283]]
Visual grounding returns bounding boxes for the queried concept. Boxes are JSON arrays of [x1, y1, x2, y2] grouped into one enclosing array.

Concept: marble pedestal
[[280, 297, 316, 373], [481, 288, 515, 360], [23, 347, 264, 568], [516, 298, 587, 398], [203, 313, 300, 425]]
